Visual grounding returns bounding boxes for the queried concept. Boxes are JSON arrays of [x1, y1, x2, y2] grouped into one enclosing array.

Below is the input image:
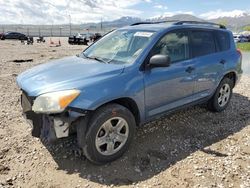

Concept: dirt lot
[[0, 38, 249, 188]]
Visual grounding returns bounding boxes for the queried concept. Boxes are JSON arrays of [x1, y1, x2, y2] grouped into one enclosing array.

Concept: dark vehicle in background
[[85, 33, 95, 41], [85, 33, 102, 42], [1, 31, 28, 40], [92, 33, 102, 42], [246, 35, 250, 42], [37, 36, 45, 43], [68, 33, 103, 45], [68, 33, 88, 45]]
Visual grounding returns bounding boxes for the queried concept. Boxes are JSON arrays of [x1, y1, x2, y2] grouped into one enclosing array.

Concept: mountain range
[[94, 14, 250, 31], [1, 13, 249, 36]]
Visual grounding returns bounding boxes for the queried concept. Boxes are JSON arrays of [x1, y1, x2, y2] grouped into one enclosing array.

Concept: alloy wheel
[[218, 83, 231, 107], [95, 117, 129, 156]]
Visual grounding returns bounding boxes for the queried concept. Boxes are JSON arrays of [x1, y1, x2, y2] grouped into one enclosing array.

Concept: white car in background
[[234, 34, 248, 43]]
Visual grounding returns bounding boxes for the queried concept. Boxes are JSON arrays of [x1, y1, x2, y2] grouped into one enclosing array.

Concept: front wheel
[[207, 77, 233, 112], [80, 104, 136, 164]]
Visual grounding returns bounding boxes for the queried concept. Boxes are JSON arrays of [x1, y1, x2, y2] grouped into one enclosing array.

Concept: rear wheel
[[79, 104, 136, 164], [207, 77, 233, 112]]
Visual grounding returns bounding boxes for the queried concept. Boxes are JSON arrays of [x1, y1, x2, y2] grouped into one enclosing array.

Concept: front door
[[144, 30, 196, 118]]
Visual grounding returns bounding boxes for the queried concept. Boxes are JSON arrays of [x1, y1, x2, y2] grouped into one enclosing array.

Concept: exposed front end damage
[[21, 91, 88, 143], [40, 111, 87, 143]]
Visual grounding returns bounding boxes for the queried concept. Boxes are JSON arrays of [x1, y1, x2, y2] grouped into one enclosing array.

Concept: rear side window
[[215, 31, 230, 51], [191, 31, 216, 57]]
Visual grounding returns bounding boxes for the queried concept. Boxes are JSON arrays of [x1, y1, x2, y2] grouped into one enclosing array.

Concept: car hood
[[17, 56, 125, 96]]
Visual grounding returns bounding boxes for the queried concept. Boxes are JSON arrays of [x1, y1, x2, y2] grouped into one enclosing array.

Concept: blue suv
[[17, 21, 242, 164]]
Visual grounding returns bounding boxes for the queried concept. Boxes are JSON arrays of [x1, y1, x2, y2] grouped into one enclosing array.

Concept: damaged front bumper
[[21, 91, 88, 142]]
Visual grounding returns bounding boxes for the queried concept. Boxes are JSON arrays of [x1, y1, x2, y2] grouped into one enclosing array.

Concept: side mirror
[[149, 54, 171, 68]]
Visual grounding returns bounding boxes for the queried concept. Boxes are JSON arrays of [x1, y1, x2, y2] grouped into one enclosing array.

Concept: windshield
[[81, 30, 155, 64]]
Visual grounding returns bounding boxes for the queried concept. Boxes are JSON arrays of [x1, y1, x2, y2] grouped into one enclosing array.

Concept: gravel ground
[[0, 39, 249, 188], [242, 52, 250, 75]]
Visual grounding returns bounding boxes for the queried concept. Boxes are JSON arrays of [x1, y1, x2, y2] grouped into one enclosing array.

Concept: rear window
[[215, 31, 230, 51], [191, 31, 216, 57]]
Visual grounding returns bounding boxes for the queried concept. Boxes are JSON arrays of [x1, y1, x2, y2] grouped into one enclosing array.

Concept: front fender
[[69, 68, 146, 122]]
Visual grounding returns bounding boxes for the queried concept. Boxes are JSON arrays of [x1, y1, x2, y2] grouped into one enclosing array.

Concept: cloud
[[151, 11, 194, 19], [2, 0, 249, 25], [0, 0, 147, 24], [200, 9, 249, 19], [154, 5, 168, 10]]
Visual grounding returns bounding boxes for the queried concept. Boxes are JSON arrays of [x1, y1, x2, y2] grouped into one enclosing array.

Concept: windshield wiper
[[90, 56, 108, 64], [82, 53, 107, 64], [81, 53, 88, 58]]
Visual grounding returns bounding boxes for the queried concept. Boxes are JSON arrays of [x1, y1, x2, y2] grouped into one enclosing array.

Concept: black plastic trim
[[131, 20, 179, 26], [67, 107, 89, 115]]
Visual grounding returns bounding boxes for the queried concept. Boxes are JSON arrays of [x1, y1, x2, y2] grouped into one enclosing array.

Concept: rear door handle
[[185, 66, 195, 73], [220, 59, 226, 64]]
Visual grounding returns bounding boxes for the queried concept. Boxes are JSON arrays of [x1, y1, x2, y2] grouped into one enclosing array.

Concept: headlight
[[32, 89, 80, 114]]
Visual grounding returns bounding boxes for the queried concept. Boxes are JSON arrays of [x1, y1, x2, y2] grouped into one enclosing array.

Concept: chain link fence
[[0, 24, 115, 37]]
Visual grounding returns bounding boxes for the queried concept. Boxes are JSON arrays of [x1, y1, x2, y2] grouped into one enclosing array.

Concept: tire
[[80, 103, 136, 164], [19, 36, 26, 40], [207, 77, 233, 112]]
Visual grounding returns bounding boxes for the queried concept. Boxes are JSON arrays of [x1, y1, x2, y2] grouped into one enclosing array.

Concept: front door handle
[[220, 59, 226, 65], [186, 66, 195, 73]]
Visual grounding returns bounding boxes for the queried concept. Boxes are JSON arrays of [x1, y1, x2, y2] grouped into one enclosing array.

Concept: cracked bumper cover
[[21, 92, 88, 139]]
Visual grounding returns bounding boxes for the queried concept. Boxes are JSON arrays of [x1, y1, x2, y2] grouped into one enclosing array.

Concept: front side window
[[82, 30, 155, 64], [191, 31, 216, 57], [151, 31, 189, 63]]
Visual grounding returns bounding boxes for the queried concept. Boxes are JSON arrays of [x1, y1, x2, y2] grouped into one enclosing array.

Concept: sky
[[0, 0, 250, 24]]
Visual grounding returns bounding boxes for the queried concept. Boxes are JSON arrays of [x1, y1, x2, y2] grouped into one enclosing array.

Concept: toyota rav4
[[17, 21, 242, 164]]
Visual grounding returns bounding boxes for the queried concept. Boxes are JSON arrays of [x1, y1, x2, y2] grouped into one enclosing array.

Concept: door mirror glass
[[149, 54, 171, 67]]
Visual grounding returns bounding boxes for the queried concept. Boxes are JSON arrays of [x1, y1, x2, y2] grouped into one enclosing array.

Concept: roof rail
[[174, 21, 226, 29], [130, 20, 179, 26]]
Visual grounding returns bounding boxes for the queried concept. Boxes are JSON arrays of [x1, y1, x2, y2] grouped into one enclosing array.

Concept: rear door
[[190, 30, 225, 100]]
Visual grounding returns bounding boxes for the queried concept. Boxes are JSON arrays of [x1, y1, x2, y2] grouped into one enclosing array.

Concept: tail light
[[237, 49, 242, 67], [237, 48, 242, 57]]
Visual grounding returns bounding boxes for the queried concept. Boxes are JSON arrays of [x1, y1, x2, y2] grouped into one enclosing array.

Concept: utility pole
[[51, 22, 53, 37], [59, 27, 63, 37], [38, 27, 41, 37], [69, 14, 71, 36], [101, 18, 103, 32]]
